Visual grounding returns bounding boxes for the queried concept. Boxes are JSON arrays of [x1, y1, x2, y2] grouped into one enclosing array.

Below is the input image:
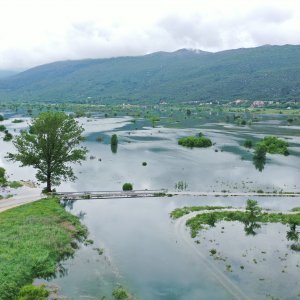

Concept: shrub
[[122, 183, 133, 191], [0, 115, 4, 121], [111, 134, 118, 146], [3, 132, 13, 141], [0, 125, 6, 132], [8, 181, 23, 189], [142, 162, 147, 166], [256, 136, 289, 156], [0, 167, 7, 185], [244, 139, 253, 148], [112, 286, 130, 300], [17, 285, 49, 300], [12, 119, 24, 124], [178, 136, 212, 148]]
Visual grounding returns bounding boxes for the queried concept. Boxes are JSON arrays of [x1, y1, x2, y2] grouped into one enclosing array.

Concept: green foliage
[[112, 286, 130, 300], [0, 124, 6, 131], [0, 198, 87, 299], [142, 162, 147, 166], [170, 206, 232, 219], [12, 119, 24, 124], [182, 200, 300, 238], [0, 115, 4, 121], [111, 134, 118, 146], [245, 199, 262, 222], [122, 183, 133, 191], [256, 136, 289, 155], [178, 136, 212, 148], [291, 207, 300, 212], [7, 112, 87, 192], [1, 45, 300, 103], [3, 130, 13, 141], [8, 181, 23, 189], [17, 285, 49, 300], [244, 139, 253, 148], [0, 167, 7, 185]]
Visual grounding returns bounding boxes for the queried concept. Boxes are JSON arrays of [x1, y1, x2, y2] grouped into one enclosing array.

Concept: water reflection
[[253, 156, 266, 172], [286, 222, 300, 251], [243, 220, 261, 236], [111, 143, 118, 154], [61, 199, 75, 210]]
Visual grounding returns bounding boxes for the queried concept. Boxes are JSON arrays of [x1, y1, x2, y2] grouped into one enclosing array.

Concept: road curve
[[0, 187, 43, 213]]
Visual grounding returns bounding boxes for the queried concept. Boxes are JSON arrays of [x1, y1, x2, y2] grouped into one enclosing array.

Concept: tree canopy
[[7, 112, 87, 192]]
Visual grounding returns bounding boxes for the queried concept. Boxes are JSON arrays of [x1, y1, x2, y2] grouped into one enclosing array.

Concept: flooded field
[[0, 111, 299, 299]]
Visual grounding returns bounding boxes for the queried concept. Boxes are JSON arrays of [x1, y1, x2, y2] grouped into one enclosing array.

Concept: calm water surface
[[1, 114, 299, 299]]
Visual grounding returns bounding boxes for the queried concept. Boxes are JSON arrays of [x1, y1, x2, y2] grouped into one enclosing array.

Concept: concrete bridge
[[53, 189, 168, 200], [53, 189, 300, 200]]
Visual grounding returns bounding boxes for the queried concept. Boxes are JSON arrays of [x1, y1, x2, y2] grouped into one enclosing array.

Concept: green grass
[[291, 207, 300, 212], [0, 197, 87, 300], [170, 206, 232, 219], [185, 210, 300, 238], [8, 181, 23, 189]]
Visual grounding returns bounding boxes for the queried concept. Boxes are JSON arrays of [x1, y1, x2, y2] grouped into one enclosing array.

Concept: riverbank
[[0, 197, 87, 300]]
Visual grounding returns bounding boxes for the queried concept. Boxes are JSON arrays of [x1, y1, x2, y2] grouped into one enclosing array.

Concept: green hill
[[0, 45, 299, 103]]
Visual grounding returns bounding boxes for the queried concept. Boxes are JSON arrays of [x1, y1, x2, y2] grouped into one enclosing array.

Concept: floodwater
[[0, 112, 300, 299]]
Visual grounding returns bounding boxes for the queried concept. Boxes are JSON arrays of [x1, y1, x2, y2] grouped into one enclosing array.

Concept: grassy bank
[[0, 197, 87, 300], [182, 210, 300, 238]]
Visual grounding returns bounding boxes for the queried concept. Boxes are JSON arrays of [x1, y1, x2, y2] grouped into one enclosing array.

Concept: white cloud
[[0, 0, 299, 69]]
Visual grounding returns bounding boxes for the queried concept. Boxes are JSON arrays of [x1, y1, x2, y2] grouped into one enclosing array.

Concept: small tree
[[7, 112, 87, 192], [243, 199, 262, 235], [245, 199, 262, 222], [0, 167, 7, 186]]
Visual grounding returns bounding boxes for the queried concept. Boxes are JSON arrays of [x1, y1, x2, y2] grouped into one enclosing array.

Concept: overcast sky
[[0, 0, 300, 70]]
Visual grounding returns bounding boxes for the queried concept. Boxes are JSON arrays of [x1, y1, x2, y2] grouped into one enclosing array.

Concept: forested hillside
[[0, 45, 299, 103]]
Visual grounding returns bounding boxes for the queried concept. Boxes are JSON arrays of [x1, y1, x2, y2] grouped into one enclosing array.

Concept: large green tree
[[7, 112, 87, 192]]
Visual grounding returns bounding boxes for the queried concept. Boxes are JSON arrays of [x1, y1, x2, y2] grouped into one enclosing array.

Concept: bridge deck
[[53, 189, 300, 200], [53, 190, 167, 200]]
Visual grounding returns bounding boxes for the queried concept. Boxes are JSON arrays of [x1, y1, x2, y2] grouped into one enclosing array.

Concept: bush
[[18, 285, 49, 300], [0, 125, 6, 132], [244, 139, 253, 148], [0, 115, 4, 121], [12, 119, 24, 124], [142, 162, 147, 166], [8, 181, 23, 189], [0, 167, 7, 185], [122, 183, 133, 191], [3, 132, 13, 142], [178, 136, 212, 148], [112, 286, 130, 300], [256, 136, 289, 156], [111, 134, 118, 146]]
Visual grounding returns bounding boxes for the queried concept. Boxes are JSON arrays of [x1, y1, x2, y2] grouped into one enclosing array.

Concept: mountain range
[[0, 45, 299, 104]]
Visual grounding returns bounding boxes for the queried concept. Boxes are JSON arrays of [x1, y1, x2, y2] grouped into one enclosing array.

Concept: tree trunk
[[46, 173, 51, 192]]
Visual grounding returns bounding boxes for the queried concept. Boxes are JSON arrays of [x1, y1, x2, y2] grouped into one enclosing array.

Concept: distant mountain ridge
[[0, 45, 299, 103]]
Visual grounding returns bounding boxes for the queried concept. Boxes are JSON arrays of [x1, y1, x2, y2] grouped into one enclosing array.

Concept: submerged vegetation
[[0, 198, 87, 300], [171, 200, 300, 238], [170, 206, 232, 219]]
